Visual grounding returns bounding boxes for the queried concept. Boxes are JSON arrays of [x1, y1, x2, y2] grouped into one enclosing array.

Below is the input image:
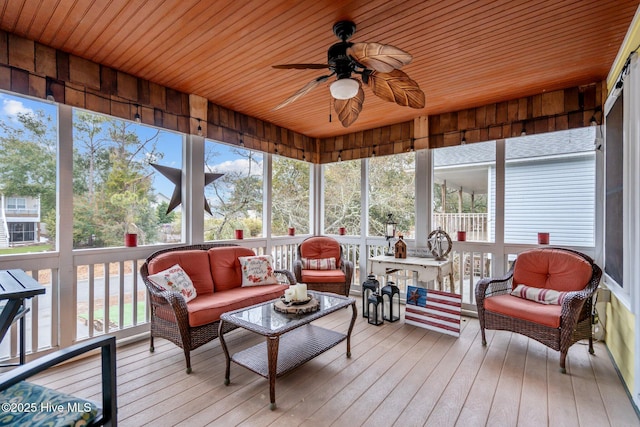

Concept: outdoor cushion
[[238, 255, 279, 286], [299, 236, 342, 268], [208, 246, 256, 291], [512, 248, 592, 292], [484, 293, 562, 328], [147, 264, 197, 302], [148, 250, 214, 294], [301, 269, 346, 283], [511, 284, 567, 305], [301, 257, 337, 270], [185, 284, 288, 327], [0, 381, 98, 426]]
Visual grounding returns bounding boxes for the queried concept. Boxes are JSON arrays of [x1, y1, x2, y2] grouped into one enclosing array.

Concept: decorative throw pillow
[[238, 255, 279, 286], [147, 264, 197, 302], [511, 284, 568, 305], [301, 257, 337, 270]]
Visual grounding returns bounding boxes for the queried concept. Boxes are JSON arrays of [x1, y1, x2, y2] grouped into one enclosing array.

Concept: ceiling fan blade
[[367, 69, 425, 109], [333, 82, 365, 127], [272, 63, 330, 69], [347, 42, 413, 73], [273, 75, 331, 110]]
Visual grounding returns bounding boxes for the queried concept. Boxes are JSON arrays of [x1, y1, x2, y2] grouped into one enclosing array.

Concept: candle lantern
[[361, 274, 380, 318], [367, 293, 384, 326], [381, 281, 401, 322], [384, 213, 397, 256]]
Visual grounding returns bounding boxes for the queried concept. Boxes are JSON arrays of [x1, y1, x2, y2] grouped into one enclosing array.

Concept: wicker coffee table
[[218, 290, 357, 410]]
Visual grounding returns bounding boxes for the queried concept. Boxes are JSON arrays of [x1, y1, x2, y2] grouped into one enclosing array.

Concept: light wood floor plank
[[20, 310, 639, 427]]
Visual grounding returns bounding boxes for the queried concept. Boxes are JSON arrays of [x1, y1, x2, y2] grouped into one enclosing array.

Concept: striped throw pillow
[[511, 284, 568, 305], [301, 257, 337, 270]]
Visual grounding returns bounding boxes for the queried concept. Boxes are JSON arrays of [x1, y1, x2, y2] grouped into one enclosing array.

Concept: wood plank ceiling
[[1, 0, 638, 139]]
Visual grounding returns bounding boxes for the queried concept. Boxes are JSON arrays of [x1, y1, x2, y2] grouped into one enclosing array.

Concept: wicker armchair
[[140, 243, 295, 373], [475, 248, 602, 373], [293, 236, 354, 297]]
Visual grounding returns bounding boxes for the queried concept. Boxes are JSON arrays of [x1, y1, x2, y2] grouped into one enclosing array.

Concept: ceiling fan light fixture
[[330, 78, 359, 100]]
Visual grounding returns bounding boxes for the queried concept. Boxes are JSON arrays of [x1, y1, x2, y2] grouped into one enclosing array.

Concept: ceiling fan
[[272, 20, 425, 128]]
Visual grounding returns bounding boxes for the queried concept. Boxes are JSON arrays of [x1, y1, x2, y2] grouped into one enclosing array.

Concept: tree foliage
[[324, 160, 361, 234], [271, 157, 310, 235]]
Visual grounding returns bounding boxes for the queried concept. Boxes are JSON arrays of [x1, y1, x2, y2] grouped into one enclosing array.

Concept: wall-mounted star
[[150, 163, 223, 215]]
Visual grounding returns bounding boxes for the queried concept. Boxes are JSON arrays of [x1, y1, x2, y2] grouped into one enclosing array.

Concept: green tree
[[0, 110, 57, 246], [324, 160, 361, 234], [368, 153, 415, 237], [271, 157, 310, 235], [205, 147, 263, 240]]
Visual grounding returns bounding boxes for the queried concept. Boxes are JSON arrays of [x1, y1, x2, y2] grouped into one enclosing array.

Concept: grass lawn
[[0, 244, 53, 255], [79, 301, 147, 325]]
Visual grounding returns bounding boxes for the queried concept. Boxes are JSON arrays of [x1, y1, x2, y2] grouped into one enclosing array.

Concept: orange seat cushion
[[484, 294, 562, 328], [299, 237, 342, 268], [208, 246, 256, 292], [148, 250, 214, 295], [513, 248, 592, 292], [185, 284, 288, 327], [301, 269, 346, 283]]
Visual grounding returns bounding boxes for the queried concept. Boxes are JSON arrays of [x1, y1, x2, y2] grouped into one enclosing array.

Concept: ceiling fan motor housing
[[328, 42, 355, 79]]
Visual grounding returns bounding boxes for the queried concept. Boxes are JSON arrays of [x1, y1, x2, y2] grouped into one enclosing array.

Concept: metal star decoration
[[150, 163, 223, 215]]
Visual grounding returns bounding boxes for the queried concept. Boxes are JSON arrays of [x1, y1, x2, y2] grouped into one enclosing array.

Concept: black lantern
[[361, 274, 380, 318], [367, 293, 384, 326], [381, 281, 401, 322], [384, 213, 397, 256]]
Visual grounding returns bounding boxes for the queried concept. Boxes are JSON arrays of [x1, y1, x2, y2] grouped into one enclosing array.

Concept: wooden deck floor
[[31, 305, 639, 427]]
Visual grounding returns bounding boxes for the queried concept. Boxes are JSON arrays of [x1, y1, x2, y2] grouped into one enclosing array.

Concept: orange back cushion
[[208, 246, 256, 291], [148, 250, 214, 294], [513, 249, 593, 292], [299, 237, 341, 268]]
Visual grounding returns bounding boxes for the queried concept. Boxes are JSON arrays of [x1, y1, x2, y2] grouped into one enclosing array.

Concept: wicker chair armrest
[[293, 259, 303, 283], [341, 259, 354, 284], [475, 271, 514, 301], [142, 277, 190, 325], [275, 269, 296, 285]]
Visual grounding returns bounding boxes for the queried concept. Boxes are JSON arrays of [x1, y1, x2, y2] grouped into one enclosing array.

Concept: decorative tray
[[280, 294, 312, 305], [274, 296, 319, 314]]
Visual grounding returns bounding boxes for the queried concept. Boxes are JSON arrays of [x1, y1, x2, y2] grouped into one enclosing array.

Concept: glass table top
[[221, 291, 354, 336]]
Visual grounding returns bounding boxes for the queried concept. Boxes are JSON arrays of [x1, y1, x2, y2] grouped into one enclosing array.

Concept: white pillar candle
[[296, 283, 307, 300], [284, 289, 294, 302]]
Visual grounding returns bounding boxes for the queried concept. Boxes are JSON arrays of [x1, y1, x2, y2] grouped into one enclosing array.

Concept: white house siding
[[487, 153, 596, 246], [503, 154, 595, 246]]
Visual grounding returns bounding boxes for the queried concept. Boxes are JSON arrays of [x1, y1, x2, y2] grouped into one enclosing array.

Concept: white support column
[[360, 158, 369, 278], [264, 153, 273, 251], [312, 162, 322, 235], [494, 139, 506, 275], [415, 149, 430, 247], [184, 134, 205, 244], [57, 104, 74, 347]]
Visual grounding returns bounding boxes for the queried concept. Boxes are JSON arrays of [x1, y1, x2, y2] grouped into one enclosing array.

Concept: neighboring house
[[433, 127, 596, 246], [0, 195, 41, 248]]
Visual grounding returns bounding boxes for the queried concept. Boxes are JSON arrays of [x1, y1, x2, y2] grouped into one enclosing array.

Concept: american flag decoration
[[405, 286, 461, 337]]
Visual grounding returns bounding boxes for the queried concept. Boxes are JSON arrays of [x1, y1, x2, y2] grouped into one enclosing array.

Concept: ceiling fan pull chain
[[329, 97, 332, 122]]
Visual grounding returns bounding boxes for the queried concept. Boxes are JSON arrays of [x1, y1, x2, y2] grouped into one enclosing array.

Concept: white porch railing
[[0, 238, 595, 364], [433, 213, 488, 241]]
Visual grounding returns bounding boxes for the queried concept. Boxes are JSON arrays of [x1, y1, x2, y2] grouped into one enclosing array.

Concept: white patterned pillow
[[147, 264, 197, 302], [301, 257, 337, 270], [238, 255, 279, 287], [511, 284, 567, 305]]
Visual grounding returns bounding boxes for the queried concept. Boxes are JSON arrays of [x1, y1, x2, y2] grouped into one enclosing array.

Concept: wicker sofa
[[140, 243, 294, 373], [475, 247, 602, 373]]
